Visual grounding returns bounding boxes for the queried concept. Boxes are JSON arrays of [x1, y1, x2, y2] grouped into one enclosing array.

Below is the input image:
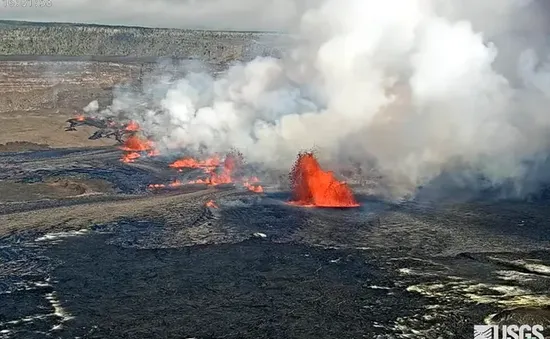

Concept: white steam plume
[[83, 100, 99, 114], [96, 0, 550, 198]]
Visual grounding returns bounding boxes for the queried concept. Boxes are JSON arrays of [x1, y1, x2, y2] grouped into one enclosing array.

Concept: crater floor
[[0, 146, 549, 339]]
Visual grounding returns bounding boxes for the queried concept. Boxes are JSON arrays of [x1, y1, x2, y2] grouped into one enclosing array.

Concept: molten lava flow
[[125, 121, 140, 131], [169, 156, 220, 172], [121, 152, 141, 163], [205, 200, 218, 208], [148, 183, 165, 189], [187, 154, 236, 186], [188, 178, 209, 184], [244, 182, 264, 193], [252, 186, 264, 193], [147, 180, 183, 189], [209, 155, 236, 185], [168, 180, 182, 187], [120, 135, 152, 152], [167, 153, 263, 193], [243, 177, 264, 193], [288, 153, 359, 208], [119, 135, 158, 162]]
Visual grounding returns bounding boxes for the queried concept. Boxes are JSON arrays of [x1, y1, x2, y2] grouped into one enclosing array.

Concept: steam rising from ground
[[96, 0, 550, 198]]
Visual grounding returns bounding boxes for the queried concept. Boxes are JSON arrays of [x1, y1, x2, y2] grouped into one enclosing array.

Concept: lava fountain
[[288, 153, 359, 208]]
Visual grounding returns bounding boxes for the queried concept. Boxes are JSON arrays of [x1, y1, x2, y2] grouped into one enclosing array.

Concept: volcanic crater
[[0, 56, 549, 339]]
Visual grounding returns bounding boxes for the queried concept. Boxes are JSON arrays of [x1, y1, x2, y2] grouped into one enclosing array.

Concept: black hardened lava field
[[1, 19, 550, 339], [1, 123, 550, 339]]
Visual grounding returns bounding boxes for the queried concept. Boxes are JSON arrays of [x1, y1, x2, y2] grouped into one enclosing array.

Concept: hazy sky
[[0, 0, 317, 31], [2, 0, 549, 32]]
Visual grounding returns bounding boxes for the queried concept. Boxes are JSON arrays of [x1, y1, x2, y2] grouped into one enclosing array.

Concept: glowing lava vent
[[119, 135, 155, 163], [124, 120, 140, 131], [288, 152, 359, 208]]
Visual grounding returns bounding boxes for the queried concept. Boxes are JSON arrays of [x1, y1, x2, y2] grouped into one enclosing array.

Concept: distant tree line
[[0, 21, 285, 61]]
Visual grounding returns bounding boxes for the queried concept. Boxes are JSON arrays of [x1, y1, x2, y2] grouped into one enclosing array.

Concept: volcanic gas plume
[[91, 0, 550, 199], [288, 153, 359, 208]]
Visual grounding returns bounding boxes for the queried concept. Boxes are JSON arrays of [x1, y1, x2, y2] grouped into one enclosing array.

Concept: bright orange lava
[[187, 154, 236, 186], [187, 155, 264, 192], [148, 183, 165, 189], [288, 153, 359, 208], [150, 153, 264, 193], [244, 182, 264, 193], [205, 200, 219, 208], [243, 177, 264, 193], [119, 135, 157, 163], [125, 121, 140, 131], [121, 152, 141, 163], [210, 155, 236, 184], [147, 180, 182, 189], [119, 135, 153, 152], [169, 156, 220, 173]]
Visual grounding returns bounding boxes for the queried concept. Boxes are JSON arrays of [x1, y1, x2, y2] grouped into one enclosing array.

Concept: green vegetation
[[0, 20, 285, 61]]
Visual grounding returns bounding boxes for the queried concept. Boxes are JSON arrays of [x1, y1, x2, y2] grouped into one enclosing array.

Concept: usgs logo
[[474, 324, 544, 339]]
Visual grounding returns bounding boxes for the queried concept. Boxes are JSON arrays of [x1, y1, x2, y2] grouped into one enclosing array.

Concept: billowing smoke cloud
[[98, 0, 550, 199], [83, 100, 99, 114]]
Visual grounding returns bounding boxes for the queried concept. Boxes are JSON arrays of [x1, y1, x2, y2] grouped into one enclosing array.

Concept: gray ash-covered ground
[[0, 145, 550, 339]]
